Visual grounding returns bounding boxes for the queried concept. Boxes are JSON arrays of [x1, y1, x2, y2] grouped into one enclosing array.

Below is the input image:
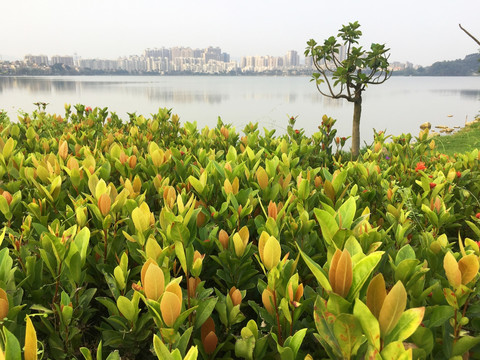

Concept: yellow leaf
[[262, 288, 276, 315], [443, 252, 461, 288], [233, 233, 246, 257], [334, 249, 352, 298], [132, 203, 151, 233], [366, 273, 387, 319], [24, 316, 38, 360], [160, 291, 181, 327], [238, 226, 249, 244], [165, 281, 183, 304], [258, 232, 270, 265], [256, 167, 269, 190], [232, 177, 239, 195], [329, 249, 342, 291], [218, 229, 229, 249], [98, 193, 111, 217], [262, 236, 281, 271], [151, 149, 165, 167], [145, 237, 162, 261], [58, 140, 68, 160], [378, 281, 407, 336], [458, 254, 479, 285], [324, 180, 335, 202], [0, 288, 8, 320], [224, 179, 233, 195], [144, 263, 165, 301]]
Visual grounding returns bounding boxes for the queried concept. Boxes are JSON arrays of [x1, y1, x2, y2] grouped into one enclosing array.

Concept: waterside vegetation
[[0, 106, 478, 359]]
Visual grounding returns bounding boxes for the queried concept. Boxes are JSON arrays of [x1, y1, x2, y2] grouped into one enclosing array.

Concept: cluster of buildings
[[18, 47, 305, 74], [2, 46, 417, 75]]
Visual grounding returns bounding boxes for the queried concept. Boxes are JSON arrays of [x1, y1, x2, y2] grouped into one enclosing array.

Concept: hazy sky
[[1, 0, 479, 66]]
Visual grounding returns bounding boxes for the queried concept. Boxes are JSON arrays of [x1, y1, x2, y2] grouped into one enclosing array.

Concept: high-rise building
[[24, 54, 49, 66], [51, 55, 74, 66], [284, 50, 299, 67]]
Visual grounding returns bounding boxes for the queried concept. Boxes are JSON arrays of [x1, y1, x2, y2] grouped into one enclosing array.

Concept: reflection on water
[[0, 75, 478, 143], [0, 76, 316, 105], [430, 88, 480, 99]]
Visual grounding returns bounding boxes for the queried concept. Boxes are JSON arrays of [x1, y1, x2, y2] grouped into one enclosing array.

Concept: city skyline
[[0, 0, 479, 67], [10, 45, 421, 75]]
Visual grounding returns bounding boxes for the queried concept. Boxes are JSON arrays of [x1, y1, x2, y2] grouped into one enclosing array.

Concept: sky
[[1, 0, 479, 67]]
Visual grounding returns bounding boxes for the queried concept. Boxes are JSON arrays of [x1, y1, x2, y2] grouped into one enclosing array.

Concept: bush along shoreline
[[0, 105, 478, 359]]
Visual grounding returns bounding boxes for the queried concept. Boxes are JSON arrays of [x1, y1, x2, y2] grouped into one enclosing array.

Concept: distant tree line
[[393, 53, 480, 76]]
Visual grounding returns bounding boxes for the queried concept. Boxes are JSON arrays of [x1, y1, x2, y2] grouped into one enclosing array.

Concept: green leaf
[[384, 307, 425, 344], [183, 346, 198, 360], [411, 326, 434, 355], [68, 252, 82, 284], [105, 351, 121, 360], [297, 244, 332, 292], [452, 335, 480, 356], [188, 175, 204, 195], [174, 241, 187, 275], [283, 328, 307, 358], [427, 305, 454, 327], [175, 326, 193, 357], [235, 336, 256, 360], [313, 296, 342, 358], [353, 299, 380, 350], [333, 314, 364, 359], [4, 327, 21, 360], [271, 333, 294, 360], [0, 195, 9, 216], [170, 222, 190, 244], [332, 169, 348, 194], [3, 138, 14, 159], [116, 296, 135, 322], [74, 227, 90, 265], [80, 347, 93, 360], [347, 251, 384, 302], [395, 245, 416, 266], [336, 197, 356, 229], [314, 209, 338, 245], [381, 341, 409, 360], [194, 297, 218, 329], [153, 334, 174, 360]]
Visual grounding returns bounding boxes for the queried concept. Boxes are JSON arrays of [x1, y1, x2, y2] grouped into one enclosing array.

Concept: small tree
[[305, 22, 391, 158]]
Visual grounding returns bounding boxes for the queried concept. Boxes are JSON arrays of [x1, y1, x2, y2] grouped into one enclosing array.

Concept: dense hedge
[[0, 105, 478, 359]]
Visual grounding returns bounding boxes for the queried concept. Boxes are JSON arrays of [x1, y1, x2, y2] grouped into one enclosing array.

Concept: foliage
[[0, 105, 478, 359], [393, 53, 480, 76], [305, 21, 391, 158]]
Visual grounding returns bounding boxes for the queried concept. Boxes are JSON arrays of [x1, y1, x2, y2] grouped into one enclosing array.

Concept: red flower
[[429, 183, 436, 189], [85, 106, 92, 113], [295, 130, 300, 134], [180, 151, 185, 156], [457, 171, 461, 178], [415, 162, 426, 172], [476, 213, 480, 219]]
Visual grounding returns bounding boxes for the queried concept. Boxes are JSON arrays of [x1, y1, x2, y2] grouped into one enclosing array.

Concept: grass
[[433, 118, 480, 155]]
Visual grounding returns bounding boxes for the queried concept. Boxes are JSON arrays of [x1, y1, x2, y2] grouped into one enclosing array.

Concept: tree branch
[[459, 24, 480, 46]]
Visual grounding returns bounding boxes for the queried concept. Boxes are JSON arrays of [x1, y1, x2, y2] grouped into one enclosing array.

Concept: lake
[[0, 75, 478, 144]]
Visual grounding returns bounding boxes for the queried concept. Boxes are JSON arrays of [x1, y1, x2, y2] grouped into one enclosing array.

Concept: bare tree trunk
[[351, 98, 362, 159], [459, 24, 480, 46]]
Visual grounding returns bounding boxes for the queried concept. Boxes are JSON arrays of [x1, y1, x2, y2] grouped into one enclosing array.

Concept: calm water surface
[[0, 75, 478, 144]]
